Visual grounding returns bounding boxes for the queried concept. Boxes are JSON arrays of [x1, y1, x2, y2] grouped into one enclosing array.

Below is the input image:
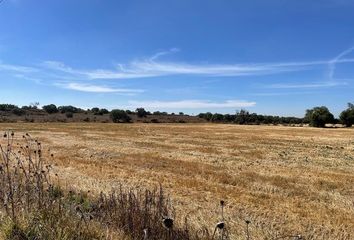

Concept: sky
[[0, 0, 354, 117]]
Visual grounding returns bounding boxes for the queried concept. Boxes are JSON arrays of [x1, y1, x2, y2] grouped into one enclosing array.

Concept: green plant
[[110, 109, 131, 123], [66, 112, 74, 118], [136, 108, 148, 118], [42, 104, 59, 114], [339, 103, 354, 127], [304, 106, 334, 128]]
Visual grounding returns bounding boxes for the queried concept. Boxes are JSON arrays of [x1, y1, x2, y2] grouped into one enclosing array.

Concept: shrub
[[12, 107, 25, 116], [66, 112, 74, 118], [42, 104, 59, 114], [125, 110, 133, 114], [110, 109, 131, 123], [304, 106, 334, 128], [99, 108, 109, 115], [91, 107, 100, 113], [0, 133, 211, 240]]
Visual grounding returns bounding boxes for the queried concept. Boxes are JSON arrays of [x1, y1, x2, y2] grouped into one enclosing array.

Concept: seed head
[[162, 217, 173, 229], [216, 221, 225, 229]]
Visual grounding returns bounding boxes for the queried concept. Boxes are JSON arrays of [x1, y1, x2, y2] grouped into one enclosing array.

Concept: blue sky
[[0, 0, 353, 117]]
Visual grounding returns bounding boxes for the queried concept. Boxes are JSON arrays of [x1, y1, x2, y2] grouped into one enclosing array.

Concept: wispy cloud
[[265, 81, 347, 89], [57, 82, 145, 93], [41, 50, 354, 80], [149, 48, 180, 61], [126, 99, 256, 109], [328, 46, 354, 79], [0, 62, 37, 73], [252, 91, 316, 96]]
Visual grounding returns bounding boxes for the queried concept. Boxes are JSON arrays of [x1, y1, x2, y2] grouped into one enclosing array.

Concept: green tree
[[42, 104, 59, 114], [211, 113, 224, 122], [304, 106, 334, 128], [110, 109, 131, 123], [339, 103, 354, 127], [135, 108, 147, 118]]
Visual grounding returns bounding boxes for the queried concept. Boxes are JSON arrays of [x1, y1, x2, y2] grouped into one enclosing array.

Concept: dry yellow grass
[[1, 123, 353, 239]]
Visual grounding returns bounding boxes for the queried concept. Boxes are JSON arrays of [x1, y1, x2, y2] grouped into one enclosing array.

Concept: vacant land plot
[[0, 123, 353, 239]]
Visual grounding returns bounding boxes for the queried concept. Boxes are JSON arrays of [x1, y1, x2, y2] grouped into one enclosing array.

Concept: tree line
[[1, 103, 353, 127], [198, 103, 354, 128]]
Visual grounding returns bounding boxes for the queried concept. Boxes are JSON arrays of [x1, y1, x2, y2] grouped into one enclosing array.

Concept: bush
[[211, 113, 224, 122], [42, 104, 59, 114], [304, 106, 334, 128], [65, 112, 74, 118], [12, 107, 26, 116], [110, 109, 131, 123], [340, 103, 354, 127], [99, 108, 109, 115]]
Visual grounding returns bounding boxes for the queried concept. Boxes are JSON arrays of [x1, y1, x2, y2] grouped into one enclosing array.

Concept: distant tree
[[58, 105, 81, 113], [99, 108, 109, 115], [179, 112, 184, 115], [153, 111, 161, 115], [91, 107, 100, 113], [340, 103, 354, 127], [223, 114, 235, 122], [90, 107, 109, 115], [304, 106, 334, 128], [110, 109, 131, 123], [136, 108, 148, 118], [211, 113, 224, 122], [235, 109, 250, 124], [42, 104, 58, 114], [125, 110, 133, 114], [0, 104, 18, 111]]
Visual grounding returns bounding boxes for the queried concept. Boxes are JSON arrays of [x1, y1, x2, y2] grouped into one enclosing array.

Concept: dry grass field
[[0, 123, 353, 239]]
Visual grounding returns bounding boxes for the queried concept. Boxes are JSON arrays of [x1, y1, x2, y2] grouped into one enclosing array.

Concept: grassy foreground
[[0, 123, 353, 239]]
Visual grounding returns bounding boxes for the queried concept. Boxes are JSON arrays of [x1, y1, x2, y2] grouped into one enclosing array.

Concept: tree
[[58, 105, 81, 113], [304, 106, 334, 128], [42, 104, 58, 114], [0, 104, 18, 111], [136, 108, 147, 118], [235, 109, 250, 125], [110, 109, 131, 123], [211, 113, 224, 122], [99, 108, 109, 115], [340, 103, 354, 127], [91, 107, 100, 114]]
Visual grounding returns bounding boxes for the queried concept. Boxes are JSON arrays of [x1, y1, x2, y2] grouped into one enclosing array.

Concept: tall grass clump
[[0, 131, 212, 240]]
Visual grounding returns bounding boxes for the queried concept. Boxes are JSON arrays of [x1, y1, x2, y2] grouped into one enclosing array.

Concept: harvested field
[[0, 123, 353, 239]]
